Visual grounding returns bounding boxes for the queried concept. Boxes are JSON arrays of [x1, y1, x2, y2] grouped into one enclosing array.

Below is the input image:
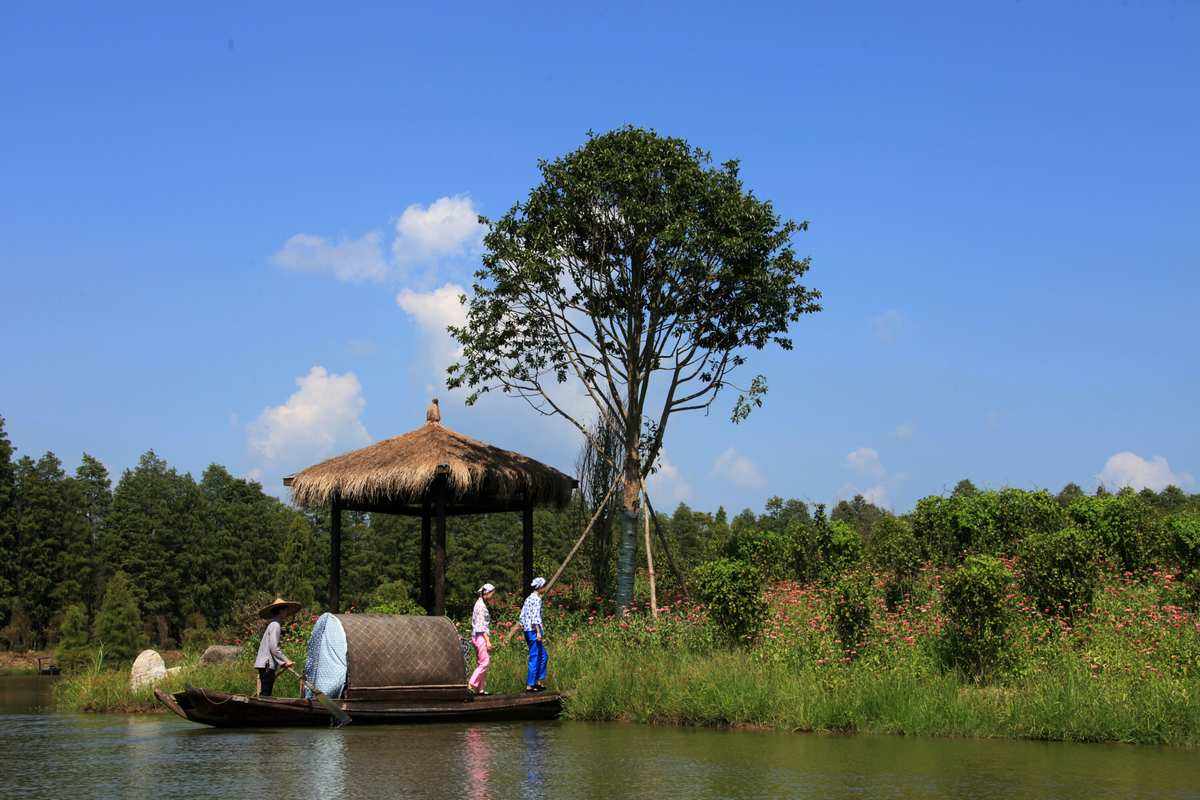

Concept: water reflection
[[2, 677, 1199, 800], [465, 726, 494, 800]]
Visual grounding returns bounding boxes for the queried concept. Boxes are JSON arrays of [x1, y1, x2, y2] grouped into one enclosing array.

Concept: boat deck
[[156, 686, 564, 727]]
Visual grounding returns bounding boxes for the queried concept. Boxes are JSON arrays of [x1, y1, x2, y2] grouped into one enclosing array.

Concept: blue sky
[[2, 2, 1196, 514]]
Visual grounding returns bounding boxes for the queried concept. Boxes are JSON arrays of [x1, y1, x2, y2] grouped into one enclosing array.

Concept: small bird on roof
[[426, 398, 441, 424]]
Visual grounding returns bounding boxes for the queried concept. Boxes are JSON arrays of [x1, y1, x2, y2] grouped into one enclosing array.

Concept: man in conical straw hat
[[254, 597, 300, 697]]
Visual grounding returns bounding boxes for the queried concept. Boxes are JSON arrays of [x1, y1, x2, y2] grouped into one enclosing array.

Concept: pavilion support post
[[434, 477, 447, 616], [330, 497, 342, 614], [522, 496, 534, 594], [420, 499, 432, 614]]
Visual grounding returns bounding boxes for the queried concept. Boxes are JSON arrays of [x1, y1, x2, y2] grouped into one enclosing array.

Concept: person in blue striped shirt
[[518, 577, 549, 693]]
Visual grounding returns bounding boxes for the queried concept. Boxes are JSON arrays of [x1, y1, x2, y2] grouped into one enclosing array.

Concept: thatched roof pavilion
[[284, 401, 577, 616]]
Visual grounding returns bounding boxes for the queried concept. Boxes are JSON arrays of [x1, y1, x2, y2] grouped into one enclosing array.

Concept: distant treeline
[[1, 412, 1197, 652]]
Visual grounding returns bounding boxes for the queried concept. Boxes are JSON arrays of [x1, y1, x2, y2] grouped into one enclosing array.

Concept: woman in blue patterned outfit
[[518, 577, 549, 693]]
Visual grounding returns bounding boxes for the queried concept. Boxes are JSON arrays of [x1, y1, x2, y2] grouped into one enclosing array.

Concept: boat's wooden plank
[[158, 687, 563, 728]]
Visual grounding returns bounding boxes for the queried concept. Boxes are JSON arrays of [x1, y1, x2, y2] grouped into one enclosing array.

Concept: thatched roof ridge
[[286, 420, 576, 510]]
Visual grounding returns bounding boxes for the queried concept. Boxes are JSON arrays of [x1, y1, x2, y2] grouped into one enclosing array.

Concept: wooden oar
[[287, 666, 350, 727]]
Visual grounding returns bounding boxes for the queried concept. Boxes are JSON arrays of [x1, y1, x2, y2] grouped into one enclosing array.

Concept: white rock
[[130, 649, 167, 690]]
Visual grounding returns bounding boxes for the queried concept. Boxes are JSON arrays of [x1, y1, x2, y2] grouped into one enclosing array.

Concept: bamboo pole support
[[640, 480, 658, 619]]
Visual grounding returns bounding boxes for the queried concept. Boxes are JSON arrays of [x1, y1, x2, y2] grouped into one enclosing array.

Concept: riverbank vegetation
[[7, 411, 1200, 745]]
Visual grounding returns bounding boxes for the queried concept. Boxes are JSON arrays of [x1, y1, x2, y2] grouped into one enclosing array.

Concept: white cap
[[530, 577, 546, 589], [478, 583, 495, 594]]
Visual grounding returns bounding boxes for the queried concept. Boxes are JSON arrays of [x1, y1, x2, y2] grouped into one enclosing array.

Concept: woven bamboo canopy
[[282, 401, 577, 616]]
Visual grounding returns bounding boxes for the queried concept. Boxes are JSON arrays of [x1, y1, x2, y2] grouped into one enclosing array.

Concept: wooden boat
[[155, 686, 564, 727], [155, 613, 564, 728]]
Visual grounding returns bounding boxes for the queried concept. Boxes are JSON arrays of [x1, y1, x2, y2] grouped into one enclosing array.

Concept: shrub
[[1068, 495, 1160, 573], [826, 520, 863, 573], [791, 519, 826, 583], [831, 575, 872, 656], [93, 572, 144, 663], [725, 527, 793, 581], [180, 612, 215, 653], [1174, 570, 1200, 611], [1018, 528, 1100, 619], [1167, 513, 1200, 575], [995, 489, 1067, 547], [911, 493, 1000, 561], [910, 495, 957, 562], [937, 555, 1012, 682], [367, 580, 424, 616], [868, 516, 921, 609], [690, 558, 767, 646], [790, 512, 861, 583], [55, 604, 92, 672]]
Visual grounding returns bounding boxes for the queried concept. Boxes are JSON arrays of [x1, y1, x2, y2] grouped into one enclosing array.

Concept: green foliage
[[93, 572, 143, 663], [868, 516, 922, 609], [690, 558, 767, 646], [1167, 513, 1200, 574], [272, 516, 318, 609], [831, 494, 890, 548], [1018, 528, 1100, 619], [180, 612, 215, 653], [912, 489, 1066, 563], [791, 508, 862, 583], [55, 603, 92, 672], [366, 580, 423, 616], [447, 126, 822, 610], [831, 575, 872, 656], [826, 520, 863, 572], [725, 526, 792, 581], [1068, 494, 1161, 573], [938, 555, 1012, 682]]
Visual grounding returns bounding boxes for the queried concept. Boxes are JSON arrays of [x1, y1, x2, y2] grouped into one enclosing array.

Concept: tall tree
[[93, 571, 143, 662], [13, 453, 89, 642], [450, 127, 820, 609], [273, 516, 319, 610], [0, 417, 16, 627], [73, 454, 112, 612]]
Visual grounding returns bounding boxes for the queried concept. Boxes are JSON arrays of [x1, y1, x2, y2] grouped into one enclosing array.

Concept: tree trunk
[[615, 450, 641, 612]]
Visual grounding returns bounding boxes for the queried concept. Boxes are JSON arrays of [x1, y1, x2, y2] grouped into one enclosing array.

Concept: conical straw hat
[[258, 597, 302, 620]]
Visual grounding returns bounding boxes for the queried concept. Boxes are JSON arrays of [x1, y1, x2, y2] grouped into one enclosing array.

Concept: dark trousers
[[257, 667, 278, 697]]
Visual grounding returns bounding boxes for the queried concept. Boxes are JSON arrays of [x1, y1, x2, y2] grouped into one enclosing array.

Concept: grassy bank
[[0, 651, 47, 676], [52, 569, 1200, 746]]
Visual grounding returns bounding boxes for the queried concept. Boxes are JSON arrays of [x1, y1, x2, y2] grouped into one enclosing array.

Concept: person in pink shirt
[[468, 583, 497, 696]]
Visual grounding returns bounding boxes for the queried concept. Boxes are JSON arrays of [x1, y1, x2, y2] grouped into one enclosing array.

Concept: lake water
[[2, 676, 1198, 799]]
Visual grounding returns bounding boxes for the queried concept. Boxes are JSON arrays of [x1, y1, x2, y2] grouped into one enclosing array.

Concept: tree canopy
[[450, 126, 821, 608]]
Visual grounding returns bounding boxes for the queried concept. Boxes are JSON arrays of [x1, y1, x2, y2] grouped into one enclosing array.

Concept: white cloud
[[892, 421, 915, 441], [1097, 452, 1194, 492], [871, 309, 907, 344], [845, 447, 885, 479], [248, 366, 372, 477], [396, 282, 469, 376], [392, 195, 485, 264], [646, 454, 692, 506], [272, 231, 389, 283], [711, 447, 767, 490], [837, 481, 889, 508]]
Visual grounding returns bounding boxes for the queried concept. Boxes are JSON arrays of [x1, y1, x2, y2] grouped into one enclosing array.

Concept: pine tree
[[272, 516, 318, 609], [0, 417, 16, 628], [104, 452, 204, 644], [93, 571, 143, 662], [73, 454, 112, 614], [14, 452, 77, 643], [56, 603, 91, 671]]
